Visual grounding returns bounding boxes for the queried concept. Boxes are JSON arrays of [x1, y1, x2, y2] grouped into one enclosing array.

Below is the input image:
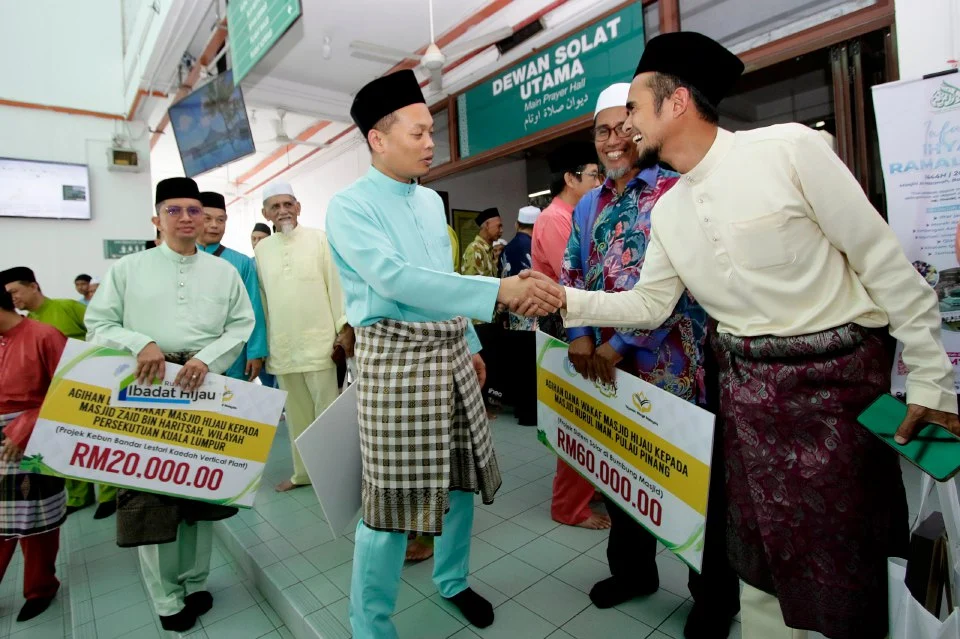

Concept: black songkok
[[634, 32, 744, 106], [350, 69, 426, 137], [0, 266, 36, 285], [475, 208, 500, 227], [199, 191, 226, 210], [155, 177, 201, 206]]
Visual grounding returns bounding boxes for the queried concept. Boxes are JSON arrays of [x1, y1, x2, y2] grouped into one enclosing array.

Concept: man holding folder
[[534, 32, 960, 639]]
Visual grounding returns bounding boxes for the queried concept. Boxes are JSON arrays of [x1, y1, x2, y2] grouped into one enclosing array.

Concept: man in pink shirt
[[531, 142, 607, 529], [531, 142, 600, 282]]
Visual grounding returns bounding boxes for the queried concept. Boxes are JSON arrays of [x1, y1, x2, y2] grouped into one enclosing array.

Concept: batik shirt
[[500, 232, 536, 331], [562, 166, 708, 404], [460, 235, 497, 278]]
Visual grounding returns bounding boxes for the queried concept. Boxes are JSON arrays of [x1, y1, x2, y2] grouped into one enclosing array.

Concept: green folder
[[857, 394, 960, 481]]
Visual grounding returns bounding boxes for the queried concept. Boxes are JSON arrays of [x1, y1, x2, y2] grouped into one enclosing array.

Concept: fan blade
[[289, 140, 330, 148], [428, 68, 443, 92], [350, 50, 407, 65], [350, 40, 423, 62], [442, 27, 513, 58]]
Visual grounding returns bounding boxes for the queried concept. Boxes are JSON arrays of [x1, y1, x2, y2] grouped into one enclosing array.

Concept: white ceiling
[[144, 0, 635, 202], [144, 0, 868, 202]]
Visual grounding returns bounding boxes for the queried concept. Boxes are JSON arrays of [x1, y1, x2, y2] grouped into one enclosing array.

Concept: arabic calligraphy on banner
[[457, 5, 645, 158]]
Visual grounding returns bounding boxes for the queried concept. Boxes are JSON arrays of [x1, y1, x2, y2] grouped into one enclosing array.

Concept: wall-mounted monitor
[[0, 157, 91, 220], [168, 69, 256, 178]]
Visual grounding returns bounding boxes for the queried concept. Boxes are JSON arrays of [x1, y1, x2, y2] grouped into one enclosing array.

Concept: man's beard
[[601, 143, 661, 181], [637, 142, 662, 171], [604, 164, 631, 181], [279, 221, 295, 234]]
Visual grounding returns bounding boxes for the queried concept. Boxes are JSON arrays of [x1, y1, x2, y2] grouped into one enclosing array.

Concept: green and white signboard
[[457, 4, 645, 158], [228, 0, 302, 85], [103, 239, 146, 259]]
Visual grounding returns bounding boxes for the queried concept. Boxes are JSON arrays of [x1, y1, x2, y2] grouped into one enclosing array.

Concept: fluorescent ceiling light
[[528, 189, 550, 198], [815, 120, 826, 128]]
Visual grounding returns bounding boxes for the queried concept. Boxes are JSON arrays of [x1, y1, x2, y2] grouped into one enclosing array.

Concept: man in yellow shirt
[[541, 32, 959, 639], [255, 182, 353, 492], [447, 225, 460, 272]]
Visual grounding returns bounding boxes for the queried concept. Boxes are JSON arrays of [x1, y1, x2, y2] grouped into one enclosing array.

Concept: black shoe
[[683, 603, 738, 639], [65, 503, 91, 516], [93, 500, 117, 520], [446, 588, 494, 628], [589, 573, 659, 609], [159, 607, 197, 632], [184, 591, 213, 616], [16, 596, 55, 622]]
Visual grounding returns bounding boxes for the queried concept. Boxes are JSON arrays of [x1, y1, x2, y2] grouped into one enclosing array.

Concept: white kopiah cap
[[262, 182, 296, 203], [494, 239, 507, 247], [594, 83, 631, 118], [90, 277, 100, 285], [518, 205, 541, 225]]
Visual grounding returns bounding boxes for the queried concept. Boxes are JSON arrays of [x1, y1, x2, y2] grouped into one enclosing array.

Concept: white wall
[[122, 0, 175, 111], [429, 158, 530, 242], [896, 0, 960, 80], [219, 137, 372, 255], [0, 106, 153, 299], [0, 1, 126, 115]]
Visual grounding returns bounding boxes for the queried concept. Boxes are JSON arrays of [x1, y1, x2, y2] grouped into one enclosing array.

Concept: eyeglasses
[[162, 205, 203, 218], [593, 121, 630, 142], [575, 170, 602, 182]]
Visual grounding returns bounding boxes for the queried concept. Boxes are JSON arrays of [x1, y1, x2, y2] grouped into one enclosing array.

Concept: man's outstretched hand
[[895, 404, 960, 444], [498, 270, 564, 316]]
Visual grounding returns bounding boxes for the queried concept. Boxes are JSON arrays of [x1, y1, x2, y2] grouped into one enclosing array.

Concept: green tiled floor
[[213, 417, 751, 639], [9, 413, 932, 637], [52, 476, 295, 639]]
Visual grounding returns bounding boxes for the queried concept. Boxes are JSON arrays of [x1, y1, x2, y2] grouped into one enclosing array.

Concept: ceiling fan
[[349, 0, 512, 91], [255, 109, 329, 149]]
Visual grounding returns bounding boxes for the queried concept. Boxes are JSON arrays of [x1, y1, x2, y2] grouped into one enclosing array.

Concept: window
[[432, 107, 452, 166], [678, 0, 878, 53]]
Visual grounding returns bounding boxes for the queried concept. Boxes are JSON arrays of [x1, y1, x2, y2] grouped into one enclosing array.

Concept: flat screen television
[[168, 69, 256, 178], [0, 157, 91, 219]]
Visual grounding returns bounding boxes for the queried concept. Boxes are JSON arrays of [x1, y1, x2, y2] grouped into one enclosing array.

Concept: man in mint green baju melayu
[[196, 191, 269, 383], [327, 69, 563, 639]]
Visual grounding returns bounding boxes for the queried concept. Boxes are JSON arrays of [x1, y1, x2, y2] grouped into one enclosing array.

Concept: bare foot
[[575, 512, 612, 530], [405, 538, 434, 562], [275, 480, 302, 492]]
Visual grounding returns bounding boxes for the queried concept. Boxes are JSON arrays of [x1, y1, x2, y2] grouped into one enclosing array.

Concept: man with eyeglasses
[[254, 182, 353, 493], [85, 177, 254, 633], [531, 141, 600, 284], [533, 141, 610, 530], [558, 82, 740, 639]]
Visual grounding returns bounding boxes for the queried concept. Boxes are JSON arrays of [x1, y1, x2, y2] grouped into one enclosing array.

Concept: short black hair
[[648, 72, 720, 124], [75, 274, 92, 283], [549, 164, 590, 197], [517, 222, 534, 232], [0, 287, 13, 312], [366, 112, 399, 151]]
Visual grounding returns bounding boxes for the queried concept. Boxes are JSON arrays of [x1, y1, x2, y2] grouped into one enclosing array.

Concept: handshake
[[497, 270, 566, 317]]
